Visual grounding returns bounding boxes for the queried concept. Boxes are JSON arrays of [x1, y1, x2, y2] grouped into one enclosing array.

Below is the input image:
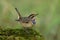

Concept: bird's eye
[[26, 22, 29, 23]]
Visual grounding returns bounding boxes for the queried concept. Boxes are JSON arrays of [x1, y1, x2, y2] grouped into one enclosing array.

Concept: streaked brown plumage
[[15, 8, 38, 28]]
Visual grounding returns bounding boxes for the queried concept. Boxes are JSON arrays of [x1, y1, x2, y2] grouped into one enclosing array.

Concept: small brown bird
[[15, 8, 38, 28]]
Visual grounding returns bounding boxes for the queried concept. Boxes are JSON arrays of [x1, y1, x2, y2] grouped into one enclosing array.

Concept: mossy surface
[[0, 28, 44, 40]]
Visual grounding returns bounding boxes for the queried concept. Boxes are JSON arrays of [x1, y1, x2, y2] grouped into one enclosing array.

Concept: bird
[[15, 8, 38, 28]]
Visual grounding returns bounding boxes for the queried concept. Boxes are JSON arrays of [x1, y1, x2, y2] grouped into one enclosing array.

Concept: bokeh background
[[0, 0, 60, 40]]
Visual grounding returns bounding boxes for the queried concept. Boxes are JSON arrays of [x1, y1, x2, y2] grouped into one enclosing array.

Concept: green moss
[[0, 28, 44, 40]]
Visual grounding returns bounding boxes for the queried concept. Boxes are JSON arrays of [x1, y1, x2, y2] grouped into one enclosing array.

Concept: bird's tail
[[15, 8, 22, 19]]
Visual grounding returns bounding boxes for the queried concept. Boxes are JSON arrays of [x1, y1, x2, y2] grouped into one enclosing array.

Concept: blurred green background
[[0, 0, 60, 40]]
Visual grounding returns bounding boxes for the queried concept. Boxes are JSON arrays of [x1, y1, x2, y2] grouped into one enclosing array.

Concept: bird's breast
[[20, 21, 33, 28]]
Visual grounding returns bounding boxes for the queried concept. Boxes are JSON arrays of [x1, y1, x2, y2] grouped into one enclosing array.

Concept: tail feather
[[15, 8, 22, 19]]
